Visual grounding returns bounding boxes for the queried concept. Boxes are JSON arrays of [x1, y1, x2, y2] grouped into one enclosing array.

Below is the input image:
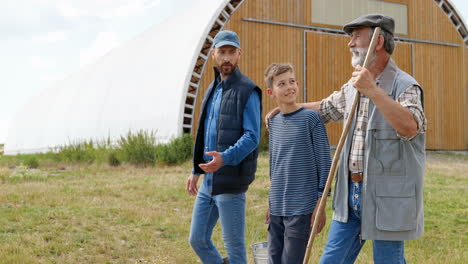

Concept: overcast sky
[[1, 0, 467, 144]]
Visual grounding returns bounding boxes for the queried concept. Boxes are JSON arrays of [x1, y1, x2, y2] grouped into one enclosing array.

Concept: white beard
[[351, 47, 368, 68]]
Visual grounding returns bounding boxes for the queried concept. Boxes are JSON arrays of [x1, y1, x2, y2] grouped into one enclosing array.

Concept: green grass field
[[0, 151, 466, 263]]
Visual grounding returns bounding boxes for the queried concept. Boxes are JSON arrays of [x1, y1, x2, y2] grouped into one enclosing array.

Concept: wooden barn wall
[[409, 0, 460, 44], [414, 43, 466, 150], [465, 47, 468, 150], [235, 0, 311, 25], [408, 0, 467, 150], [192, 0, 468, 150], [306, 32, 412, 145]]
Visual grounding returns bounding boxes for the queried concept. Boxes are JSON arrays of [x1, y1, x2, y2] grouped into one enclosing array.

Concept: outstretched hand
[[199, 151, 223, 173], [264, 107, 280, 129]]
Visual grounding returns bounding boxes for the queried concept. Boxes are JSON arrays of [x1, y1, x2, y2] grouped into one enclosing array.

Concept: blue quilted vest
[[193, 67, 262, 195]]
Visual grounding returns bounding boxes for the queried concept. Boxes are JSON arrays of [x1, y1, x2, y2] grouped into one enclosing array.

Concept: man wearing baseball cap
[[187, 30, 262, 264], [266, 14, 426, 263]]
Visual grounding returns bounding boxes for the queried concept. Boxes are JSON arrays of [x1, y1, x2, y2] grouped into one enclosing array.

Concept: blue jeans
[[268, 214, 312, 264], [320, 181, 406, 264], [189, 176, 247, 264]]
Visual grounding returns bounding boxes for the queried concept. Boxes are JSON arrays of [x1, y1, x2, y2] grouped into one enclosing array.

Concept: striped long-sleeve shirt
[[269, 107, 331, 216]]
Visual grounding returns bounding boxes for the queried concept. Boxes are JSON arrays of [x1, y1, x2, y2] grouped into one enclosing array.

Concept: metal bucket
[[251, 241, 268, 264]]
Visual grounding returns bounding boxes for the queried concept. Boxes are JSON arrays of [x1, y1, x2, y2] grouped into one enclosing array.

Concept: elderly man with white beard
[[266, 14, 427, 263]]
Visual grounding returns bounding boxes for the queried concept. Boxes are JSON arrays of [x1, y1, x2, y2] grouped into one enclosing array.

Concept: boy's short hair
[[264, 63, 295, 88]]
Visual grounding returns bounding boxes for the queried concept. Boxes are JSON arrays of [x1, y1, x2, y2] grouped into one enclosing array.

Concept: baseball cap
[[213, 30, 240, 49]]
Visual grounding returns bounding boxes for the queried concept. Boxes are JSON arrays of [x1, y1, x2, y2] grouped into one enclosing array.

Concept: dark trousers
[[267, 213, 312, 264]]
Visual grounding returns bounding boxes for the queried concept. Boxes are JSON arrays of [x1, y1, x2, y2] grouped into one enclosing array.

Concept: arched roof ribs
[[183, 0, 245, 134], [434, 0, 468, 46]]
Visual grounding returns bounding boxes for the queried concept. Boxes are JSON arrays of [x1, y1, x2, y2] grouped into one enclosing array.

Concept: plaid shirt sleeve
[[319, 84, 347, 124], [397, 85, 427, 141]]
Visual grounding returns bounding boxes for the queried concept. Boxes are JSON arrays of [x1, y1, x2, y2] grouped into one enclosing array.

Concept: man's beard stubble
[[217, 62, 237, 77]]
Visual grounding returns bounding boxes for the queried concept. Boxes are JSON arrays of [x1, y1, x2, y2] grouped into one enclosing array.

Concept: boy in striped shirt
[[264, 63, 331, 264]]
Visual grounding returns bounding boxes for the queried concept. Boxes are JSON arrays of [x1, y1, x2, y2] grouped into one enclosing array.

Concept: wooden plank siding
[[465, 47, 468, 150], [305, 32, 351, 145], [235, 0, 311, 25], [306, 32, 413, 145], [191, 0, 468, 150], [413, 43, 466, 150], [409, 0, 461, 44]]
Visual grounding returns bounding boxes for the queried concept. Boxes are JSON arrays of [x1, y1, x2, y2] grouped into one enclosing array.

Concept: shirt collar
[[375, 58, 398, 95]]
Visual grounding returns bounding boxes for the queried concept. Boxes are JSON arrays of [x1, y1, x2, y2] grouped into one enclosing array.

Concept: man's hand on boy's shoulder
[[199, 151, 223, 173], [264, 102, 321, 129], [264, 107, 280, 129]]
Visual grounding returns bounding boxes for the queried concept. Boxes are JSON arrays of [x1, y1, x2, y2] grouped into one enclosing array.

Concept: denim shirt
[[195, 78, 261, 180]]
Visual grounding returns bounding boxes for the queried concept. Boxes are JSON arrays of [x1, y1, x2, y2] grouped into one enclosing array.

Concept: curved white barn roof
[[5, 0, 239, 154]]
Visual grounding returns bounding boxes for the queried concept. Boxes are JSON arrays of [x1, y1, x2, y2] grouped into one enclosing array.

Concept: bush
[[0, 131, 194, 169], [23, 156, 39, 169], [157, 134, 193, 165], [94, 137, 115, 164], [57, 140, 96, 164], [118, 130, 157, 167], [107, 150, 121, 167]]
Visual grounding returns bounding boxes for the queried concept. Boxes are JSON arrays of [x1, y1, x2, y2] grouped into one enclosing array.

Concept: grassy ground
[[0, 151, 466, 263]]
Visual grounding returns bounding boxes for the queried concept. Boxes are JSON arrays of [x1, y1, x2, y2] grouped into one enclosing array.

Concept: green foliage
[[57, 140, 96, 164], [0, 155, 20, 168], [92, 138, 114, 164], [0, 132, 194, 168], [156, 134, 193, 165], [107, 150, 121, 167], [23, 156, 39, 169], [0, 153, 55, 169], [118, 130, 157, 167]]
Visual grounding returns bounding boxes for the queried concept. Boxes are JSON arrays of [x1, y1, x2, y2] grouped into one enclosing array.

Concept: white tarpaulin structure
[[5, 0, 243, 154]]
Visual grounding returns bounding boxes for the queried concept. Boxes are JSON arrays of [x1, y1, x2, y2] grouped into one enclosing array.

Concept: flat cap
[[343, 14, 395, 35]]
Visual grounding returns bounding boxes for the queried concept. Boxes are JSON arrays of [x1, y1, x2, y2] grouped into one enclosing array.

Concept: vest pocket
[[369, 129, 404, 176], [375, 176, 416, 231]]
